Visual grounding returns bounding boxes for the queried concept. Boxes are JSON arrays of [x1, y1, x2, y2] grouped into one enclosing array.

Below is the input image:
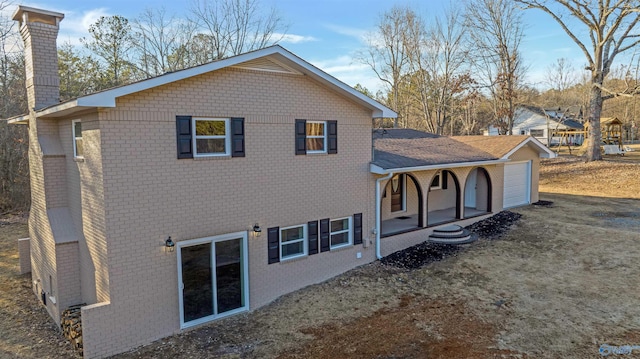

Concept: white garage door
[[503, 161, 531, 208]]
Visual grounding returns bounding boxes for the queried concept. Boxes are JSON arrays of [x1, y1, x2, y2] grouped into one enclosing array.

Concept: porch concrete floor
[[381, 207, 490, 236]]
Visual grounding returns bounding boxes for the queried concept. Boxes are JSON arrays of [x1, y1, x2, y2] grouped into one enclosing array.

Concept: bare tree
[[466, 0, 526, 135], [410, 5, 471, 134], [546, 58, 578, 92], [515, 0, 640, 160], [358, 5, 421, 128], [0, 0, 29, 212], [132, 7, 197, 77], [189, 0, 288, 63]]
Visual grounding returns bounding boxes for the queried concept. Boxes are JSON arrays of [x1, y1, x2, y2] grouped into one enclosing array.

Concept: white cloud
[[323, 23, 368, 42], [310, 55, 384, 94], [16, 3, 111, 46], [277, 33, 317, 44]]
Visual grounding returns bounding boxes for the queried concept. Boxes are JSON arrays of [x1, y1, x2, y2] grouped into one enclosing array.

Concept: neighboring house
[[485, 105, 584, 146], [8, 6, 554, 359]]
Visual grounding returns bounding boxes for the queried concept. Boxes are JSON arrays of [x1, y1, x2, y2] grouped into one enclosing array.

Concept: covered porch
[[378, 168, 493, 237]]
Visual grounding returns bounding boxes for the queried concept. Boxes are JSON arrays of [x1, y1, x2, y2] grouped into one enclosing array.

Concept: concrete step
[[428, 227, 478, 245]]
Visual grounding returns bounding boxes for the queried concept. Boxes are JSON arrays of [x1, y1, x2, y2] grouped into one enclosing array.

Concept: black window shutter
[[320, 218, 330, 252], [267, 227, 280, 264], [230, 117, 245, 157], [442, 171, 448, 190], [308, 220, 319, 255], [353, 213, 363, 245], [176, 116, 193, 159], [327, 120, 337, 154], [295, 119, 307, 155]]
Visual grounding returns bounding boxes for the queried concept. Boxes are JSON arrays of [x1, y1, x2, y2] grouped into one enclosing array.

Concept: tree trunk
[[586, 85, 603, 161]]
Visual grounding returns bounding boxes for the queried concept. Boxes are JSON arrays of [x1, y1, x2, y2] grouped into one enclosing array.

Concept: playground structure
[[585, 117, 624, 147], [553, 117, 624, 155]]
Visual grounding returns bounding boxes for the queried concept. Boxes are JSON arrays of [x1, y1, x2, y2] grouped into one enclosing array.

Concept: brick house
[[8, 6, 554, 358]]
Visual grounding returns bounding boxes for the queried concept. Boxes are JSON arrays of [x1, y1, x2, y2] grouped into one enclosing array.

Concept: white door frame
[[177, 231, 249, 329]]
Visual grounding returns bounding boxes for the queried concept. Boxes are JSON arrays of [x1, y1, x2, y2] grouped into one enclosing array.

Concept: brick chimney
[[12, 6, 64, 111]]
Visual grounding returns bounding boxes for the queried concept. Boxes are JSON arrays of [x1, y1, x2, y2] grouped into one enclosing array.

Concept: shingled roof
[[451, 135, 530, 158], [371, 129, 499, 171], [452, 135, 556, 159]]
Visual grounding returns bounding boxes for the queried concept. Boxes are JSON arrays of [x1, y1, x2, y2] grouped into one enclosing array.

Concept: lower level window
[[330, 217, 351, 249], [280, 224, 307, 259]]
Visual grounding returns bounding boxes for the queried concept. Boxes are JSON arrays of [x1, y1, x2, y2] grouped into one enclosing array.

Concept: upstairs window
[[176, 116, 244, 159], [72, 119, 83, 158], [193, 118, 230, 157], [295, 119, 337, 155], [306, 121, 326, 153]]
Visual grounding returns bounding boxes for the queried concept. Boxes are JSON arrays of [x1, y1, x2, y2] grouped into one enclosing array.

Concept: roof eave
[[502, 137, 557, 159], [370, 158, 509, 175], [31, 46, 397, 120], [7, 114, 28, 124]]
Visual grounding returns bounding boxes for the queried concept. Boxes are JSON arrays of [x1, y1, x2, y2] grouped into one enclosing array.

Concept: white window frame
[[529, 129, 544, 138], [330, 216, 352, 249], [72, 119, 83, 159], [279, 224, 308, 261], [306, 120, 327, 154], [430, 172, 442, 190], [177, 231, 250, 329], [192, 117, 231, 157]]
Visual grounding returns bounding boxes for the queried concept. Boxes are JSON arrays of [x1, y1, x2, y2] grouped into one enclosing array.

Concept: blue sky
[[16, 0, 589, 92]]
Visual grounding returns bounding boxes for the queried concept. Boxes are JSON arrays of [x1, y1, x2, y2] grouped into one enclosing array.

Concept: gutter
[[375, 172, 394, 260], [370, 158, 510, 175]]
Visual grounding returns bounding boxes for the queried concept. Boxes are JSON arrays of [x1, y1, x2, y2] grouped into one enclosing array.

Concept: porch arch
[[427, 170, 460, 226], [380, 173, 424, 237], [464, 167, 492, 218]]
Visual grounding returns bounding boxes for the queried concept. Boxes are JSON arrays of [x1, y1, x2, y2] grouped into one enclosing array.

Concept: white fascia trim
[[36, 100, 80, 117], [502, 137, 556, 159], [36, 46, 397, 120], [370, 159, 510, 175], [7, 115, 28, 124]]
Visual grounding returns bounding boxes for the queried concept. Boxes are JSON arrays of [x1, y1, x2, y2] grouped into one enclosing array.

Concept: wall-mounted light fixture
[[253, 224, 262, 237], [165, 236, 175, 252]]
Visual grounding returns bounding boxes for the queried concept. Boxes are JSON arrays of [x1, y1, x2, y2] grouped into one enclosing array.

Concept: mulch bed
[[381, 211, 522, 269], [464, 210, 522, 239]]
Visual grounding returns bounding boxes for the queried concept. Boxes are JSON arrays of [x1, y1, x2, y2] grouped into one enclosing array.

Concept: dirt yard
[[1, 155, 640, 358]]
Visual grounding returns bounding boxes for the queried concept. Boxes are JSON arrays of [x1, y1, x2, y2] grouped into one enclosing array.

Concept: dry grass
[[0, 214, 80, 359], [1, 155, 639, 359]]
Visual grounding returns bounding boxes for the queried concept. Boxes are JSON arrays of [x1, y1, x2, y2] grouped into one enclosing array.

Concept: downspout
[[375, 172, 393, 260]]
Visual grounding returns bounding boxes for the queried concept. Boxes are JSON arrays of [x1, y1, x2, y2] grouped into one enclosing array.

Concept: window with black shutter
[[295, 120, 337, 155], [319, 218, 330, 252], [176, 116, 193, 159], [176, 116, 244, 159], [230, 117, 245, 157], [353, 213, 363, 245], [327, 120, 337, 154], [308, 220, 319, 255], [267, 227, 280, 264]]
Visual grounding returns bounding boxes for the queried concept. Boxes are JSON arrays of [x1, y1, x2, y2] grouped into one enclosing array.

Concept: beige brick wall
[[18, 238, 31, 274], [19, 21, 60, 110], [71, 68, 377, 358], [55, 242, 81, 309]]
